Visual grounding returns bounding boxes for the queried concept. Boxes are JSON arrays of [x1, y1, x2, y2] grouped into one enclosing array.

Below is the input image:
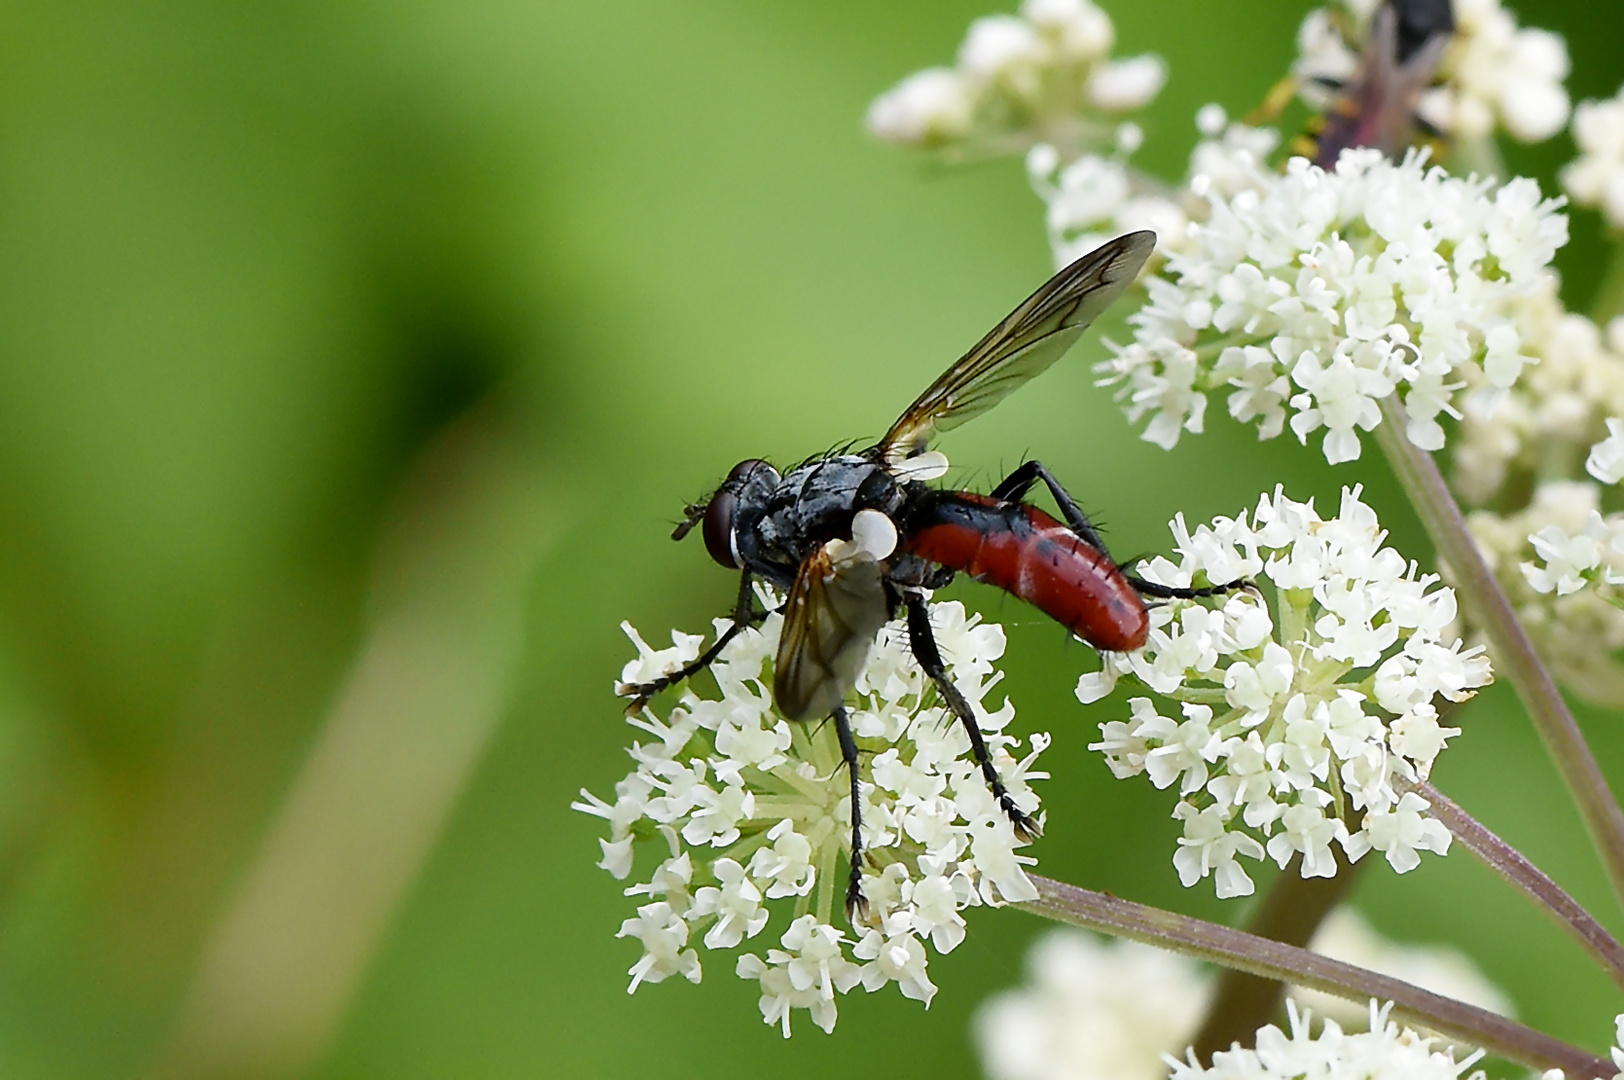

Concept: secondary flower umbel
[[1098, 148, 1568, 464], [575, 599, 1046, 1036], [865, 0, 1165, 162], [1083, 487, 1491, 897]]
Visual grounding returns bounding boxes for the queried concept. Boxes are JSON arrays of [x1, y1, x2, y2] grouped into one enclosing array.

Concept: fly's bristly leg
[[1125, 574, 1256, 601], [832, 704, 869, 923], [989, 461, 1254, 603], [616, 570, 765, 712], [990, 460, 1110, 554], [903, 593, 1041, 842]]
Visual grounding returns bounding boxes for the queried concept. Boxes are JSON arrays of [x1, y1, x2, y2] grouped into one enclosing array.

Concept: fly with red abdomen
[[618, 231, 1248, 917]]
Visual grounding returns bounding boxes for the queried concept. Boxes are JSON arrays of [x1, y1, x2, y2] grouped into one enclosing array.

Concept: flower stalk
[[1021, 874, 1612, 1076], [1374, 393, 1624, 911], [1408, 777, 1624, 993], [1187, 846, 1364, 1063]]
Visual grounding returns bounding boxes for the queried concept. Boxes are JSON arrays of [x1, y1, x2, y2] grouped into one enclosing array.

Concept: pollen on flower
[[575, 599, 1046, 1036], [1096, 148, 1567, 464], [1081, 487, 1488, 897]]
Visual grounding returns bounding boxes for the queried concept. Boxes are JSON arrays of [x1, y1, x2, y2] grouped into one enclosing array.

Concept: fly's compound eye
[[701, 488, 739, 569], [701, 459, 769, 570]]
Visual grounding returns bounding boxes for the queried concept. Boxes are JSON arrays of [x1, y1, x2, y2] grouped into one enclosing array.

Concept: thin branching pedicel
[[576, 599, 1044, 1035], [1083, 487, 1490, 896]]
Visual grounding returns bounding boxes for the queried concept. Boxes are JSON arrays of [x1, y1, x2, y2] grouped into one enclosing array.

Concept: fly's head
[[671, 458, 781, 570]]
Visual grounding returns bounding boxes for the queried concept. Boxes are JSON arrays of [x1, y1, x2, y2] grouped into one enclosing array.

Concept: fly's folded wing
[[773, 543, 891, 721]]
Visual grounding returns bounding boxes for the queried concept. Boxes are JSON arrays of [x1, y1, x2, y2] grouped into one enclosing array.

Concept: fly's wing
[[876, 231, 1155, 465], [773, 544, 890, 721]]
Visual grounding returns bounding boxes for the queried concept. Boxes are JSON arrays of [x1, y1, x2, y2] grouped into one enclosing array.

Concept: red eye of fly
[[702, 488, 739, 569]]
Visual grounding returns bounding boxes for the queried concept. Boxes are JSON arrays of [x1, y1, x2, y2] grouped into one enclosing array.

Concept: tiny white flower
[[1169, 1001, 1489, 1080], [1587, 417, 1624, 485]]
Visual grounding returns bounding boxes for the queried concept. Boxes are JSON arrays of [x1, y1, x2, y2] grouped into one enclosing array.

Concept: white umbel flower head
[[866, 0, 1165, 161], [975, 931, 1210, 1080], [1083, 487, 1489, 897], [576, 598, 1046, 1035], [1565, 86, 1624, 229], [1098, 148, 1567, 464], [1169, 1000, 1489, 1080], [1464, 482, 1624, 708], [1425, 0, 1571, 144]]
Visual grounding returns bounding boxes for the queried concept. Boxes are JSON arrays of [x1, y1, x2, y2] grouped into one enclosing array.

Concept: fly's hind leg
[[991, 461, 1253, 599], [990, 460, 1110, 554], [1125, 575, 1255, 602], [617, 570, 767, 711], [903, 592, 1041, 841]]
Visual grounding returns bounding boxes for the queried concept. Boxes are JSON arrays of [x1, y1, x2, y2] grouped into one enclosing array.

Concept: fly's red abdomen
[[901, 493, 1148, 651]]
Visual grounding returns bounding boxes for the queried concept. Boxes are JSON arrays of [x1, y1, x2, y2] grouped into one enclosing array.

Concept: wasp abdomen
[[901, 492, 1148, 652]]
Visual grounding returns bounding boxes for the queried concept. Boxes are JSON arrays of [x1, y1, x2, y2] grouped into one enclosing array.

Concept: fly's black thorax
[[734, 454, 907, 581]]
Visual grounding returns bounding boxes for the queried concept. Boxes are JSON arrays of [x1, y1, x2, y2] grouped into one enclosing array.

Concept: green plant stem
[[1020, 875, 1612, 1076], [1374, 394, 1624, 911], [1188, 844, 1363, 1062], [1591, 235, 1624, 324], [1409, 778, 1624, 993]]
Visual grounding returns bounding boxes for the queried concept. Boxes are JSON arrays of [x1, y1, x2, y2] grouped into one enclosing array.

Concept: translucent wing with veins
[[875, 231, 1156, 468]]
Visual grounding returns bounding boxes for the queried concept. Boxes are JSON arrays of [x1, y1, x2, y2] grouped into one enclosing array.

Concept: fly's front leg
[[990, 460, 1110, 554], [616, 570, 767, 711], [832, 705, 869, 922], [903, 593, 1041, 842]]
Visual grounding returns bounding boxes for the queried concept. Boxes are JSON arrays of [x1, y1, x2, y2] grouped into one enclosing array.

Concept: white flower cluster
[[1293, 0, 1571, 146], [1464, 482, 1624, 708], [575, 600, 1046, 1036], [1450, 281, 1624, 507], [975, 931, 1210, 1080], [1098, 148, 1568, 464], [1563, 84, 1624, 229], [974, 916, 1510, 1080], [1083, 487, 1491, 898], [1169, 1001, 1493, 1080], [865, 0, 1164, 161], [1027, 105, 1279, 268]]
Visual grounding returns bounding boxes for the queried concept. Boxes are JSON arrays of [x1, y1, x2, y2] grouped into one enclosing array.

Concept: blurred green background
[[2, 1, 1624, 1077]]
